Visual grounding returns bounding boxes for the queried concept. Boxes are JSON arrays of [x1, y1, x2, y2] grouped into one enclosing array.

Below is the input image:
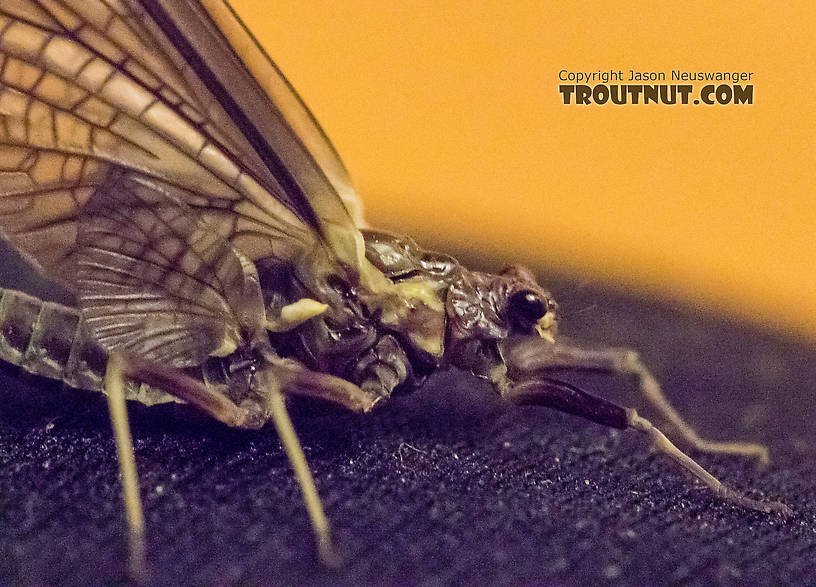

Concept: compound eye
[[507, 290, 549, 331]]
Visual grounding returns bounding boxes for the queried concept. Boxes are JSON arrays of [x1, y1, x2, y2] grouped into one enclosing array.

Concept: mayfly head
[[446, 264, 558, 345], [443, 264, 558, 378], [499, 265, 558, 342]]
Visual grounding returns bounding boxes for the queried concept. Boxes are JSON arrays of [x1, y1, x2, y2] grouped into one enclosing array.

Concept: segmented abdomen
[[0, 288, 175, 405]]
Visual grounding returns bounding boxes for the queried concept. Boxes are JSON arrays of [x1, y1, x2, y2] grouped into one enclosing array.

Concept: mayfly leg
[[610, 348, 770, 465], [502, 378, 791, 515], [104, 353, 146, 581], [266, 384, 341, 567], [103, 351, 261, 580], [255, 358, 384, 567], [103, 351, 376, 570], [623, 409, 789, 514], [505, 341, 770, 464]]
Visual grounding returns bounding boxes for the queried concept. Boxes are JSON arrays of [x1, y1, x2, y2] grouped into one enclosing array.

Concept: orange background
[[230, 1, 816, 340]]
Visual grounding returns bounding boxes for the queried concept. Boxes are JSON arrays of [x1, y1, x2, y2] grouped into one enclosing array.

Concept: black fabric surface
[[1, 272, 815, 585]]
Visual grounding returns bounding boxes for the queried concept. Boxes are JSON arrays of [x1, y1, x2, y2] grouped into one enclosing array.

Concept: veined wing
[[76, 170, 266, 367], [0, 0, 369, 292], [179, 0, 367, 229]]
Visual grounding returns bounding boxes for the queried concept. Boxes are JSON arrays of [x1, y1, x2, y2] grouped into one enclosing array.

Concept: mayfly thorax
[[0, 0, 790, 578]]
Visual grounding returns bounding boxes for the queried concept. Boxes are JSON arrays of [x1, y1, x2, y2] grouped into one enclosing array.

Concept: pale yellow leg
[[512, 342, 772, 464], [618, 351, 770, 465], [626, 408, 790, 515], [267, 384, 340, 567], [105, 353, 146, 580]]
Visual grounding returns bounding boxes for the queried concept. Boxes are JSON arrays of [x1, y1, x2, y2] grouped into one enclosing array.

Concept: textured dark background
[[1, 261, 815, 586]]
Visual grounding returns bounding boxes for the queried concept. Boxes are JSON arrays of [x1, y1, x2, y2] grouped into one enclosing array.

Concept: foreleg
[[503, 339, 769, 464], [502, 377, 790, 515]]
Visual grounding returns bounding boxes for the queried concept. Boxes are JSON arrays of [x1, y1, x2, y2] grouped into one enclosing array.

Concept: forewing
[[0, 0, 367, 292], [76, 171, 266, 367], [170, 0, 368, 230]]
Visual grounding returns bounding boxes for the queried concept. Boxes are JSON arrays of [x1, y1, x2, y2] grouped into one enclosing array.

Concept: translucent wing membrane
[[161, 0, 367, 232], [198, 0, 366, 227], [76, 171, 265, 367], [0, 0, 367, 293]]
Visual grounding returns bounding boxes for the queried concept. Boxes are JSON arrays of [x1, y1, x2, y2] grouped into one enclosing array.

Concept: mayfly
[[0, 0, 789, 577]]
